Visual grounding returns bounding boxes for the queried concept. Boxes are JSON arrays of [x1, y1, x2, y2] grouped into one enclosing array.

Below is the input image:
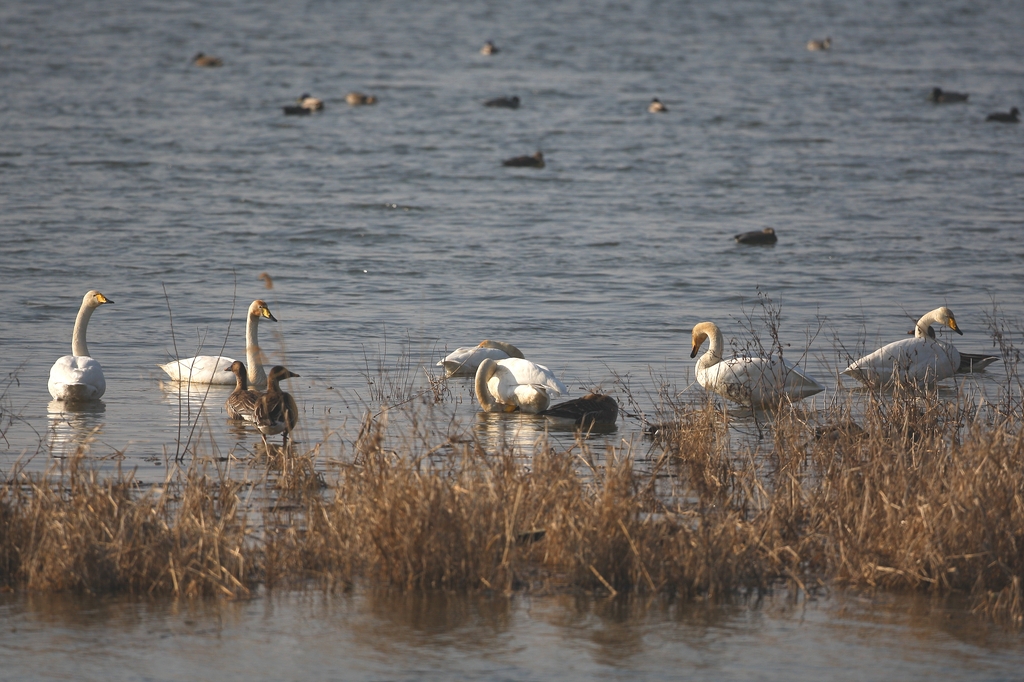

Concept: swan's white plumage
[[843, 307, 963, 387], [475, 357, 568, 414], [691, 322, 824, 407], [437, 340, 524, 377], [160, 300, 276, 387], [48, 290, 112, 402]]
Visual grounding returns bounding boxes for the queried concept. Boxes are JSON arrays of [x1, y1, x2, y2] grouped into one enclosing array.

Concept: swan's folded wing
[[160, 355, 236, 384], [49, 355, 106, 400]]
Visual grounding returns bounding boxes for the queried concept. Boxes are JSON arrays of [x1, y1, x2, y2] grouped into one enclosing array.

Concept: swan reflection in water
[[46, 399, 106, 457]]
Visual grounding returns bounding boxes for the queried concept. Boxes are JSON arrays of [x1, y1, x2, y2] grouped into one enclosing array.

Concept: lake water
[[1, 0, 1023, 674]]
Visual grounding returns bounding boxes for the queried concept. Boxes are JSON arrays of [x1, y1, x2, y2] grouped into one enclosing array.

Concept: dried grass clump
[[0, 452, 254, 598]]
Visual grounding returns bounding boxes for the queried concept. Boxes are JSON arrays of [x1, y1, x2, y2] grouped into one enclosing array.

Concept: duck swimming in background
[[284, 93, 324, 115], [691, 322, 824, 407], [224, 361, 259, 421], [484, 96, 520, 109], [502, 151, 545, 168], [648, 98, 668, 113], [437, 340, 525, 377], [481, 41, 499, 55], [986, 107, 1020, 123], [806, 37, 832, 51], [734, 227, 777, 245], [254, 366, 300, 449], [193, 52, 223, 67], [474, 357, 568, 414], [346, 92, 378, 106], [843, 307, 965, 387], [159, 299, 277, 387], [930, 88, 968, 103], [48, 290, 114, 402]]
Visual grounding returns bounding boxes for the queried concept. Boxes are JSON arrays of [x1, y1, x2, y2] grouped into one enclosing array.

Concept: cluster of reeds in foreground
[[2, 381, 1024, 627]]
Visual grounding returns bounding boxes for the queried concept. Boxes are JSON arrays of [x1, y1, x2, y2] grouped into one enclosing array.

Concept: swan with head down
[[690, 321, 824, 407], [474, 357, 568, 414], [159, 299, 276, 387], [437, 340, 525, 377], [842, 306, 970, 387], [48, 290, 114, 402]]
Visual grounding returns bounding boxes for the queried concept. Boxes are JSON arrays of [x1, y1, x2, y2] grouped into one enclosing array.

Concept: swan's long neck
[[245, 313, 268, 386], [698, 326, 724, 372], [475, 360, 499, 412], [71, 301, 96, 357], [914, 310, 942, 338]]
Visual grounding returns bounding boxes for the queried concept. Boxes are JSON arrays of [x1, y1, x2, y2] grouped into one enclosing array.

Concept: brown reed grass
[[2, 381, 1023, 626]]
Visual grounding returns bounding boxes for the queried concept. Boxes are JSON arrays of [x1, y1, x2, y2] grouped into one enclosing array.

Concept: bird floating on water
[[502, 151, 545, 168], [484, 96, 520, 109], [254, 366, 300, 449], [159, 299, 277, 387], [734, 227, 777, 245], [225, 361, 259, 421], [843, 307, 967, 388], [474, 357, 567, 414], [691, 321, 824, 407], [48, 290, 114, 402], [539, 393, 618, 429], [193, 53, 223, 67], [986, 107, 1020, 123], [806, 37, 832, 51], [481, 41, 499, 55], [930, 88, 968, 103], [284, 93, 324, 115], [648, 98, 668, 113], [437, 340, 525, 377], [346, 92, 377, 106]]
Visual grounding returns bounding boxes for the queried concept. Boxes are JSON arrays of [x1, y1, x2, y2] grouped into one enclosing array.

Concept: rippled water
[[2, 0, 1023, 672], [3, 589, 1024, 682]]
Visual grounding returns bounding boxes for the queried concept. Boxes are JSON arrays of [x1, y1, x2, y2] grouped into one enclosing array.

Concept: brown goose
[[539, 393, 619, 429], [193, 53, 223, 67], [224, 361, 259, 421], [734, 227, 777, 245], [502, 151, 545, 168], [254, 366, 300, 448]]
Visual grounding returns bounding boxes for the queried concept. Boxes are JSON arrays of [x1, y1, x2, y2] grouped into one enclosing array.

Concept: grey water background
[[1, 0, 1024, 677]]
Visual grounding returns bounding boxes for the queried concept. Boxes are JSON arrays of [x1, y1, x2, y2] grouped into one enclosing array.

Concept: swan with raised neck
[[49, 290, 113, 401]]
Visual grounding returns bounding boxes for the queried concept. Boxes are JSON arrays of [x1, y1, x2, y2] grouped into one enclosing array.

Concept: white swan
[[437, 340, 525, 377], [474, 357, 568, 414], [842, 307, 965, 387], [690, 321, 825, 407], [48, 290, 113, 402], [159, 299, 276, 387]]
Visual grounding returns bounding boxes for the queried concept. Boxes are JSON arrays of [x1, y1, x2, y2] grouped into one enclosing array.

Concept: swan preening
[[160, 300, 276, 387], [474, 357, 568, 414], [225, 361, 259, 421], [842, 307, 980, 387], [437, 340, 525, 377], [690, 321, 824, 407], [48, 290, 114, 402], [254, 366, 300, 448]]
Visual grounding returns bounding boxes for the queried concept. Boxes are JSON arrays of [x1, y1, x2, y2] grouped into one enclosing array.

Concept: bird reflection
[[46, 399, 106, 456], [160, 380, 231, 420]]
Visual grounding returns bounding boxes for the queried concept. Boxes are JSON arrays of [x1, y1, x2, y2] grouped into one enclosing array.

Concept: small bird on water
[[193, 52, 223, 67], [484, 96, 520, 109], [648, 98, 668, 113], [346, 92, 378, 106], [734, 227, 778, 245], [806, 37, 832, 51], [481, 41, 499, 55], [929, 87, 968, 103], [986, 107, 1020, 123], [502, 151, 545, 168]]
